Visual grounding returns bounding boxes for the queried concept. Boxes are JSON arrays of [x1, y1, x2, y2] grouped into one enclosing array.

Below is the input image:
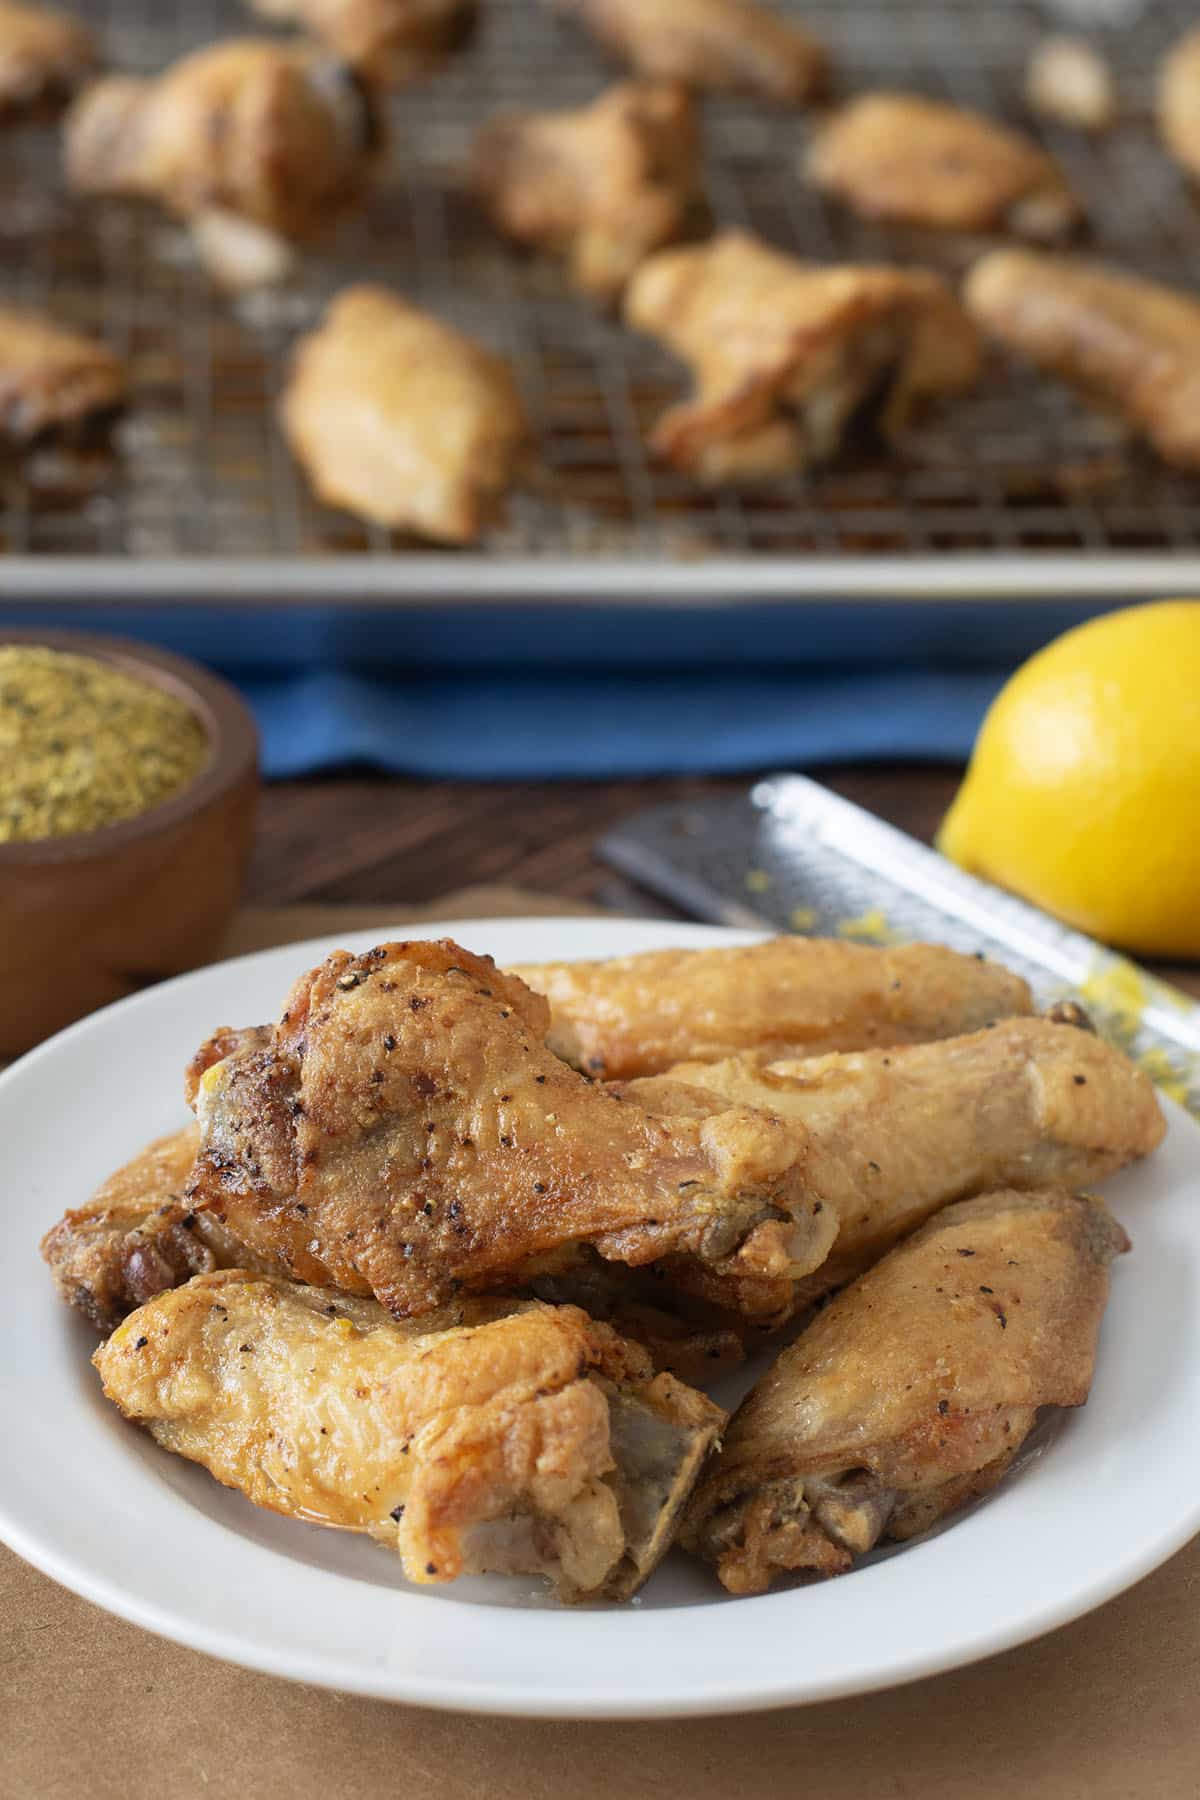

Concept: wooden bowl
[[0, 629, 258, 1059]]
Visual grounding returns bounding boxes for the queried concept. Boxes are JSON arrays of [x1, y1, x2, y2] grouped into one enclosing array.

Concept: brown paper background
[[4, 890, 1198, 1800]]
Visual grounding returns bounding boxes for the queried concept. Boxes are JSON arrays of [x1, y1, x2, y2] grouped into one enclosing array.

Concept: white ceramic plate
[[2, 917, 1198, 1719]]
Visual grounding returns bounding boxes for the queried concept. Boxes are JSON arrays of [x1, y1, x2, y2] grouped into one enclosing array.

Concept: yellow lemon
[[938, 600, 1200, 956]]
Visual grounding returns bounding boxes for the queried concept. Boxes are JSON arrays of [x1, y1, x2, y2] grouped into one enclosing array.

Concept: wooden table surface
[[247, 764, 1200, 998]]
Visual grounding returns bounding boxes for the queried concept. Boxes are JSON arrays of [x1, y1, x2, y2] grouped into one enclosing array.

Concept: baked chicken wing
[[281, 287, 529, 543], [1158, 28, 1200, 185], [0, 0, 95, 118], [628, 1012, 1162, 1321], [509, 935, 1033, 1080], [966, 248, 1200, 472], [183, 940, 834, 1318], [683, 1188, 1128, 1594], [807, 93, 1080, 240], [250, 0, 476, 87], [623, 231, 981, 482], [474, 80, 702, 304], [550, 0, 827, 104], [64, 39, 379, 287], [95, 1272, 724, 1601], [0, 307, 126, 444]]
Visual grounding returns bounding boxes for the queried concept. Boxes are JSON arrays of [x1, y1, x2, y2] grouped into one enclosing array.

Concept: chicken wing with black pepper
[[510, 933, 1032, 1080], [623, 232, 981, 482], [0, 307, 126, 444], [0, 0, 95, 118], [965, 248, 1200, 473], [550, 0, 827, 103], [64, 39, 380, 287], [95, 1272, 725, 1601], [250, 0, 475, 87], [474, 80, 702, 304], [183, 940, 836, 1319], [808, 93, 1080, 240], [683, 1189, 1128, 1594]]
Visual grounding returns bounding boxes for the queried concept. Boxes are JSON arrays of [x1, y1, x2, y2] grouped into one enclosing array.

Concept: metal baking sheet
[[3, 0, 1200, 614], [600, 772, 1200, 1118]]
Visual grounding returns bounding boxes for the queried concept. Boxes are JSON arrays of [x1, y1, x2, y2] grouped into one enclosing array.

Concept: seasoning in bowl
[[0, 645, 211, 842]]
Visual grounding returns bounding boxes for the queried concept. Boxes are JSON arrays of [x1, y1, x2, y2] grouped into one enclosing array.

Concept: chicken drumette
[[182, 940, 835, 1319], [95, 1272, 724, 1601], [0, 0, 96, 118], [966, 248, 1200, 473], [64, 38, 380, 287], [623, 231, 981, 482], [683, 1188, 1128, 1593], [249, 0, 476, 87], [281, 287, 529, 543], [510, 933, 1032, 1080], [549, 0, 827, 104], [474, 80, 702, 304], [808, 93, 1080, 240]]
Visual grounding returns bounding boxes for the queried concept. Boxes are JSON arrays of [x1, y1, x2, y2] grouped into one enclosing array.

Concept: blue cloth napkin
[[242, 666, 1007, 780]]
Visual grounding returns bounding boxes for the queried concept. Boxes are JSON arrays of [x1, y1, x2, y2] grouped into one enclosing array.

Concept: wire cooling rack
[[3, 0, 1200, 599]]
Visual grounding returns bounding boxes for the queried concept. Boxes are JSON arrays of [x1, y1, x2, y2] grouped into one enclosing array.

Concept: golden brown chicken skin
[[0, 308, 126, 443], [966, 249, 1200, 473], [1158, 28, 1200, 185], [510, 935, 1033, 1080], [683, 1188, 1128, 1595], [808, 93, 1080, 240], [250, 0, 476, 87], [281, 287, 529, 544], [628, 1012, 1163, 1323], [550, 0, 826, 103], [0, 0, 95, 117], [64, 39, 379, 284], [95, 1272, 724, 1601], [474, 80, 702, 305], [184, 940, 833, 1319], [623, 231, 981, 482]]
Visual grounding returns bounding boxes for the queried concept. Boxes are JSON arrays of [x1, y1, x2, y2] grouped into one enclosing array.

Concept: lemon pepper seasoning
[[0, 645, 210, 843]]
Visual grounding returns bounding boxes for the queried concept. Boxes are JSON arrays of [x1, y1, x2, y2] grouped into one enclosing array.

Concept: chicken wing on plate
[[627, 1012, 1162, 1322], [249, 0, 476, 87], [280, 287, 529, 543], [474, 80, 702, 304], [509, 934, 1032, 1080], [623, 232, 981, 482], [95, 1272, 724, 1601], [549, 0, 827, 103], [0, 0, 96, 118], [183, 940, 835, 1319], [64, 39, 380, 287], [0, 307, 126, 443], [966, 248, 1200, 473], [808, 93, 1080, 240], [682, 1188, 1128, 1594]]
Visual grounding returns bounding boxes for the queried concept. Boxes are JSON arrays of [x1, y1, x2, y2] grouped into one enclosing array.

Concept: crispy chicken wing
[[965, 248, 1200, 472], [249, 0, 475, 87], [510, 935, 1033, 1080], [474, 80, 702, 304], [623, 232, 981, 482], [550, 0, 827, 103], [1158, 28, 1200, 185], [683, 1189, 1128, 1594], [628, 1013, 1163, 1322], [0, 0, 95, 118], [64, 39, 379, 286], [281, 287, 529, 543], [0, 307, 126, 444], [184, 940, 834, 1318], [95, 1272, 724, 1601], [808, 93, 1081, 240]]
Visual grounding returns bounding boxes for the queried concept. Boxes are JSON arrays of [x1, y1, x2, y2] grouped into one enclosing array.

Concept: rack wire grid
[[3, 0, 1200, 600]]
